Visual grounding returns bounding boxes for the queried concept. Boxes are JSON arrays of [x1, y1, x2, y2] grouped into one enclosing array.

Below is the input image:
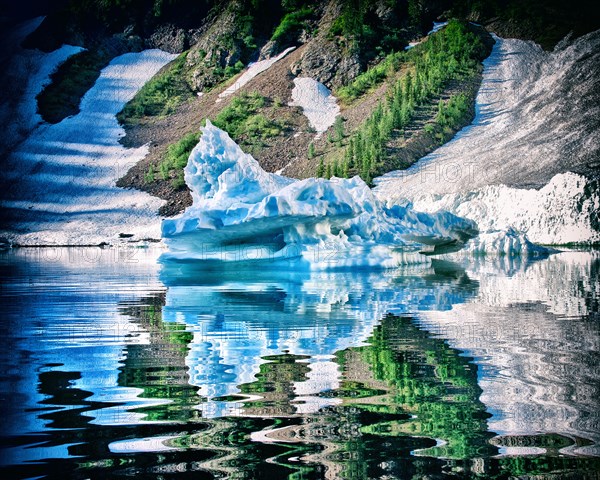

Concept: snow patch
[[217, 46, 295, 101], [289, 77, 340, 137], [404, 173, 600, 245], [458, 229, 554, 257], [161, 121, 478, 268], [404, 41, 420, 51], [428, 21, 448, 35], [1, 49, 178, 245]]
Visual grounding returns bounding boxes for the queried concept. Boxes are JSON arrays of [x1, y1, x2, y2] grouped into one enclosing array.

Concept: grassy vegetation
[[37, 50, 110, 123], [143, 91, 285, 188], [164, 132, 200, 173], [145, 131, 200, 189], [212, 92, 284, 144], [271, 7, 314, 43], [319, 20, 487, 183], [432, 92, 472, 140], [337, 51, 405, 103], [118, 51, 248, 126], [117, 52, 194, 124]]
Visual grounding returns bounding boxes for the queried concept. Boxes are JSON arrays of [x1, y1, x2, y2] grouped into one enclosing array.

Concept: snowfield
[[289, 77, 340, 137], [376, 30, 600, 244], [217, 46, 295, 100], [0, 49, 177, 245]]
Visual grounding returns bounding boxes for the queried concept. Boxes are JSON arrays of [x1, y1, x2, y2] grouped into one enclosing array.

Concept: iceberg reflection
[[159, 261, 479, 417]]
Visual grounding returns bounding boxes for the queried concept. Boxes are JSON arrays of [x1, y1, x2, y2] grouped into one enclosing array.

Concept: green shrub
[[308, 142, 315, 159], [271, 7, 313, 42], [333, 116, 345, 141], [171, 171, 186, 190], [337, 51, 405, 103], [244, 114, 282, 139], [165, 131, 201, 171], [145, 164, 156, 184], [212, 92, 283, 144], [151, 131, 200, 185]]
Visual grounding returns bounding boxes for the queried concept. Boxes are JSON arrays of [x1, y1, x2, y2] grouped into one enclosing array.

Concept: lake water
[[0, 247, 598, 479]]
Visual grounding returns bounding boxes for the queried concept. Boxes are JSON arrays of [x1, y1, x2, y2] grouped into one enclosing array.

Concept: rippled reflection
[[0, 248, 598, 478]]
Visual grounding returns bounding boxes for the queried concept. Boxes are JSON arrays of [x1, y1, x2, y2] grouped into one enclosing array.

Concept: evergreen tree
[[333, 115, 345, 141], [316, 156, 324, 177]]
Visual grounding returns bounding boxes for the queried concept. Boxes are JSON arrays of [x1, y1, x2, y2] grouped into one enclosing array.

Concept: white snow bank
[[0, 17, 84, 153], [217, 46, 295, 100], [377, 31, 600, 244], [161, 121, 478, 269], [404, 172, 600, 245], [458, 228, 553, 257], [1, 49, 178, 245], [289, 77, 340, 137]]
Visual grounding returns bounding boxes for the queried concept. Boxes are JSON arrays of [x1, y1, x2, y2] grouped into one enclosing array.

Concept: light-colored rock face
[[184, 4, 246, 92], [290, 37, 362, 88]]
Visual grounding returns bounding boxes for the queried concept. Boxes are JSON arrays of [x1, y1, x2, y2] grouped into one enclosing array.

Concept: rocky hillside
[[22, 0, 600, 216]]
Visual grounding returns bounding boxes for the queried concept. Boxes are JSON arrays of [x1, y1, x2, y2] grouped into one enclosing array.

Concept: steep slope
[[374, 30, 600, 244], [376, 31, 600, 194], [117, 18, 492, 216]]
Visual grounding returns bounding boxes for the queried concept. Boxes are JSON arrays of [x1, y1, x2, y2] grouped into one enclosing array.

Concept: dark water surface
[[0, 248, 598, 479]]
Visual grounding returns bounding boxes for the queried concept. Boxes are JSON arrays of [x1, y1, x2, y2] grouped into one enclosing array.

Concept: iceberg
[[161, 121, 478, 269]]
